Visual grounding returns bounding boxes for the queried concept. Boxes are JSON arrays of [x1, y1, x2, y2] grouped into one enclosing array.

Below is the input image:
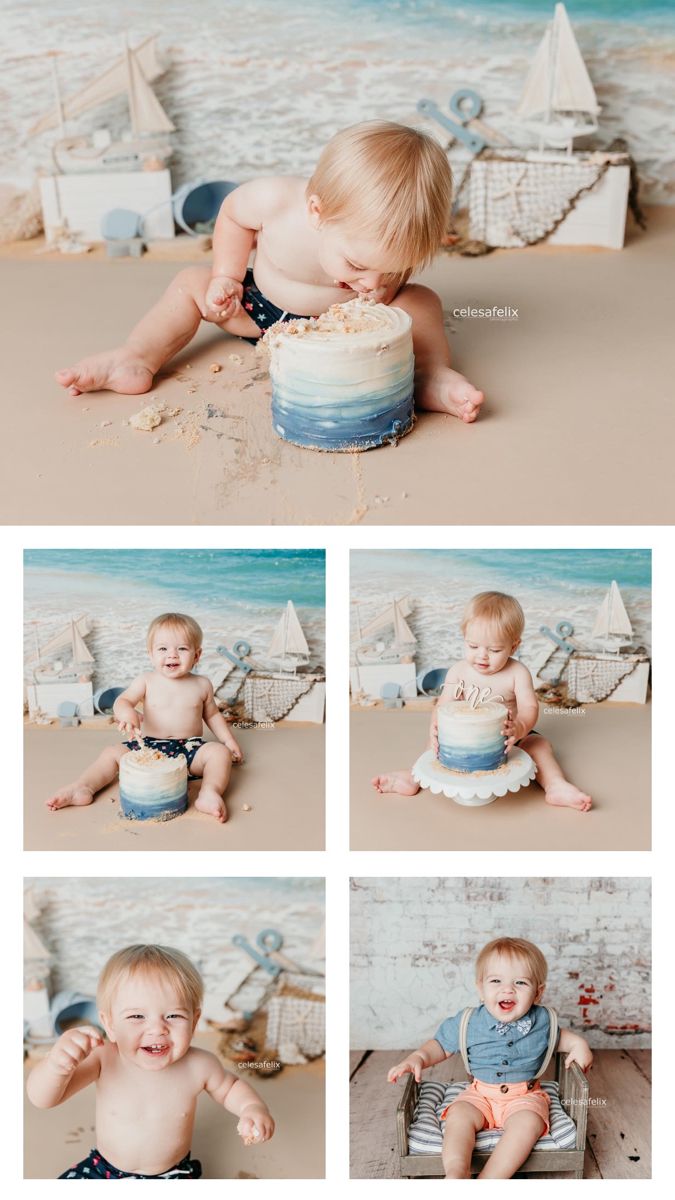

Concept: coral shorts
[[441, 1078, 550, 1134]]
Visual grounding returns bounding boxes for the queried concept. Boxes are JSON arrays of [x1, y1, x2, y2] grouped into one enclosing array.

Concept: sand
[[24, 723, 324, 851], [350, 702, 650, 851], [24, 1032, 324, 1179], [2, 208, 673, 525]]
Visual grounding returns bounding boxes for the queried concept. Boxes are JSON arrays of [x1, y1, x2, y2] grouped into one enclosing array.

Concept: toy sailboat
[[265, 601, 310, 674], [355, 597, 417, 664], [516, 2, 600, 152], [591, 581, 633, 653], [30, 616, 94, 682], [29, 34, 174, 173]]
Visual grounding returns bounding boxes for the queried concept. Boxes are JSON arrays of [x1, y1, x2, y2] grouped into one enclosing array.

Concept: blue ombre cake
[[437, 701, 508, 773], [265, 299, 415, 451], [119, 749, 188, 821]]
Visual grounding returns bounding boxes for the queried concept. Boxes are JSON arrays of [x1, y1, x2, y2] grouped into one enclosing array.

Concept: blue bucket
[[173, 180, 239, 235], [416, 667, 448, 696]]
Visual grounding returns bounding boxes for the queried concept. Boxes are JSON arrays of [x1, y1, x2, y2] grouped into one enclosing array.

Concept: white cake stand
[[412, 747, 537, 807]]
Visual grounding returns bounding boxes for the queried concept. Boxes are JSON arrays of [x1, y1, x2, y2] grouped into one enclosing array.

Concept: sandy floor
[[24, 723, 324, 851], [24, 1032, 324, 1179], [2, 208, 673, 526], [350, 702, 650, 850]]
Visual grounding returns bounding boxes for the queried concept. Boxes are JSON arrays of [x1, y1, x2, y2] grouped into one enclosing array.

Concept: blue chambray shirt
[[433, 1003, 559, 1084]]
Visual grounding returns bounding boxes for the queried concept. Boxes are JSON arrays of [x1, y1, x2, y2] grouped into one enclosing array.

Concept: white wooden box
[[547, 164, 629, 248], [27, 681, 94, 719], [350, 663, 417, 701], [39, 169, 175, 242], [284, 682, 326, 723], [605, 661, 650, 704]]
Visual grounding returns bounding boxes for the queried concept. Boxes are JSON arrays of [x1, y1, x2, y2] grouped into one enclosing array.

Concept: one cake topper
[[449, 679, 505, 709]]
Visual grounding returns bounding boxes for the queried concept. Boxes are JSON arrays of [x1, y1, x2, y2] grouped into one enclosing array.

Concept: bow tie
[[494, 1015, 533, 1036]]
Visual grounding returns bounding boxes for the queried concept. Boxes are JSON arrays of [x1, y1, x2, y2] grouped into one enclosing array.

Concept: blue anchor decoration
[[217, 639, 253, 673], [539, 620, 576, 653], [232, 929, 283, 978], [417, 88, 487, 154]]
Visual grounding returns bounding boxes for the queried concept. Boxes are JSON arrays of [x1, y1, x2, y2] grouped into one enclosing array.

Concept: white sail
[[24, 919, 51, 963], [32, 616, 92, 660], [392, 601, 417, 648], [29, 36, 174, 136], [516, 3, 599, 120], [71, 622, 95, 665], [592, 581, 633, 640], [267, 601, 310, 659], [126, 49, 175, 135], [361, 596, 413, 639]]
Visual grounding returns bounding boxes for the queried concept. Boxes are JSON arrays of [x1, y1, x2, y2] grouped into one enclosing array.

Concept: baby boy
[[27, 943, 275, 1178], [56, 121, 483, 424], [46, 611, 242, 822], [373, 590, 591, 811], [388, 936, 592, 1179]]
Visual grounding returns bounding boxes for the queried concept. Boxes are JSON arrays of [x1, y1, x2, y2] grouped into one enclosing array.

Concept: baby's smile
[[141, 1043, 171, 1057]]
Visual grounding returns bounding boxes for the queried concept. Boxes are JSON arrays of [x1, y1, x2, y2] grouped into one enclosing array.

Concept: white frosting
[[120, 750, 187, 798]]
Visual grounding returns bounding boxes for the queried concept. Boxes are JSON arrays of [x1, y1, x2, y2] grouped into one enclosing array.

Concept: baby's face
[[310, 205, 403, 296], [149, 627, 200, 679], [479, 952, 543, 1023], [463, 619, 517, 676], [101, 972, 198, 1071]]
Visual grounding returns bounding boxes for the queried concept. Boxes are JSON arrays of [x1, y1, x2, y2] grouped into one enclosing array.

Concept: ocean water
[[350, 547, 651, 667], [4, 1, 674, 203], [24, 548, 325, 689]]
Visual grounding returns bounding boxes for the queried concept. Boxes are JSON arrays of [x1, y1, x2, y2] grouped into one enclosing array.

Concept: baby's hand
[[387, 1055, 423, 1084], [47, 1026, 104, 1076], [501, 708, 519, 753], [226, 736, 244, 764], [238, 1105, 275, 1144], [205, 275, 243, 319], [565, 1041, 594, 1074], [117, 717, 141, 737]]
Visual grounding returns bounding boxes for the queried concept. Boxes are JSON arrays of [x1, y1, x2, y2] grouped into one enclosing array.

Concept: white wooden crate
[[39, 169, 175, 242]]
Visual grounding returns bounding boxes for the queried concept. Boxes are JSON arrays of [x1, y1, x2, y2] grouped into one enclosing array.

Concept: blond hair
[[461, 592, 525, 646], [307, 121, 452, 272], [146, 612, 203, 652], [476, 937, 548, 991], [97, 944, 204, 1013]]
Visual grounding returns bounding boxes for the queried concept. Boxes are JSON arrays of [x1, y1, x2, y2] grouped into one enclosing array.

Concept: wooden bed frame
[[396, 1054, 589, 1178]]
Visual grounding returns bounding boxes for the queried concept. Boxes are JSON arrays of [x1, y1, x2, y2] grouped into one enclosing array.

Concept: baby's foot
[[371, 770, 420, 796], [195, 784, 228, 823], [545, 781, 592, 812], [55, 348, 155, 397], [417, 366, 484, 423], [46, 784, 95, 811]]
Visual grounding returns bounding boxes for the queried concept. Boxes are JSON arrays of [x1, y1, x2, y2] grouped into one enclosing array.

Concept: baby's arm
[[558, 1028, 594, 1072], [202, 682, 243, 762], [113, 675, 147, 735], [388, 1038, 447, 1084], [206, 178, 279, 317], [503, 662, 539, 749], [202, 1054, 274, 1142], [27, 1027, 103, 1108]]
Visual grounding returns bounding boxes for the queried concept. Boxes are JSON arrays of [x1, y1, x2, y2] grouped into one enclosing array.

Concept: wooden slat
[[625, 1049, 651, 1083], [350, 1050, 405, 1178]]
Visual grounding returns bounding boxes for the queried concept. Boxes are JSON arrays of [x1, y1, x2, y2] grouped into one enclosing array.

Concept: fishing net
[[564, 653, 647, 704], [0, 182, 43, 243], [241, 675, 313, 723], [265, 974, 325, 1064]]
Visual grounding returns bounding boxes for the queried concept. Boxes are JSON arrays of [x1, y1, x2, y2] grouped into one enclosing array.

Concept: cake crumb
[[130, 404, 163, 432], [209, 362, 222, 373], [228, 353, 243, 364], [242, 803, 252, 812], [100, 420, 112, 428]]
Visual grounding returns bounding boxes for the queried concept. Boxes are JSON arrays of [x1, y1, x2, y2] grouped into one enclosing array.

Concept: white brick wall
[[351, 877, 651, 1049]]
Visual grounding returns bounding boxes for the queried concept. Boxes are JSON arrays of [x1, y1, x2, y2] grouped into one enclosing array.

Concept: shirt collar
[[481, 1003, 537, 1034]]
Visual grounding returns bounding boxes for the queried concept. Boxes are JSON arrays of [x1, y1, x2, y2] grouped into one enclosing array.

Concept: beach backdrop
[[350, 547, 651, 670], [4, 1, 674, 203], [25, 876, 324, 1006], [24, 548, 325, 691]]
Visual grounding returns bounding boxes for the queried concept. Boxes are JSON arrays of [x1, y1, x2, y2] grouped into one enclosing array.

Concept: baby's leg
[[190, 743, 233, 823], [46, 743, 127, 810], [56, 267, 262, 397], [371, 769, 420, 796], [393, 283, 484, 423], [520, 733, 592, 812], [441, 1102, 485, 1179], [477, 1109, 545, 1179]]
